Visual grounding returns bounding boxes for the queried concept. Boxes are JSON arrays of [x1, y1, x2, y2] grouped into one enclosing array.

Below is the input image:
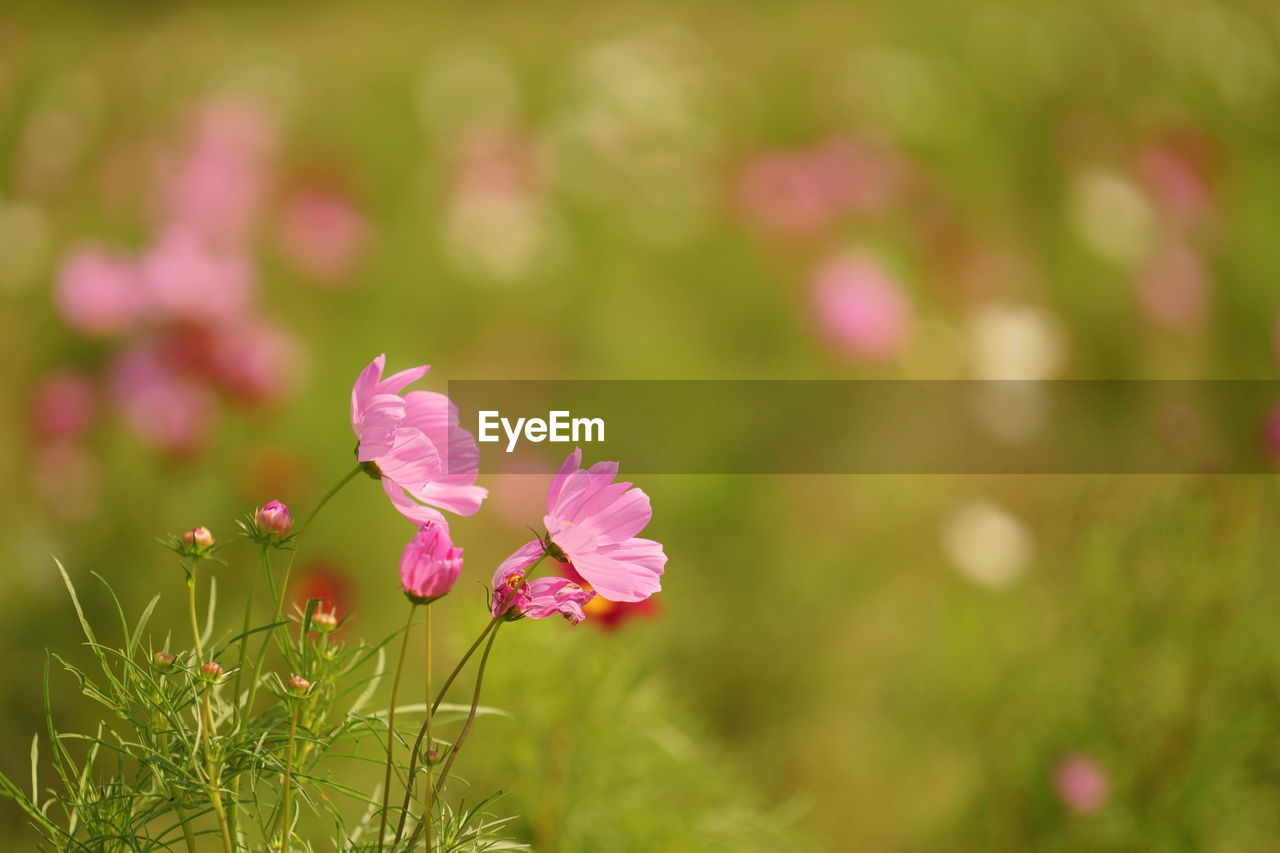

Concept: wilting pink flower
[[156, 96, 277, 248], [54, 243, 144, 336], [277, 188, 370, 283], [109, 344, 214, 456], [490, 541, 595, 623], [400, 520, 464, 604], [1053, 754, 1109, 815], [811, 253, 911, 360], [140, 227, 255, 324], [30, 371, 97, 441], [351, 355, 487, 526], [543, 448, 665, 603], [1135, 242, 1208, 331], [254, 499, 293, 537]]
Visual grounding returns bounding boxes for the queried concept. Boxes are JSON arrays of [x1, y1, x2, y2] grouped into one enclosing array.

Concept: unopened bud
[[286, 675, 312, 697], [199, 661, 224, 683], [312, 610, 338, 634], [182, 527, 214, 549], [152, 651, 176, 670], [254, 500, 293, 538]]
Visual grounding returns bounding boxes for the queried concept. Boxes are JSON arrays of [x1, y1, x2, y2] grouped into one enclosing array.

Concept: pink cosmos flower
[[207, 320, 304, 406], [351, 355, 487, 526], [109, 344, 215, 456], [490, 541, 595, 624], [400, 520, 464, 604], [542, 448, 666, 603], [54, 243, 144, 337], [1053, 753, 1109, 815], [811, 253, 912, 360]]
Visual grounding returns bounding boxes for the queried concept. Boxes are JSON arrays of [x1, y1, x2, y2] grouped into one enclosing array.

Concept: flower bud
[[199, 661, 224, 683], [254, 500, 293, 538], [152, 651, 176, 670], [312, 609, 338, 634], [183, 527, 214, 549], [286, 675, 311, 697]]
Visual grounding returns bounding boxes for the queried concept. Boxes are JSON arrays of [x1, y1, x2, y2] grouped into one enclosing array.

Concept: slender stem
[[378, 604, 418, 852], [243, 548, 274, 721], [406, 624, 502, 851], [158, 730, 199, 853], [201, 691, 235, 853], [186, 573, 204, 663], [424, 605, 434, 852], [393, 617, 498, 847], [245, 465, 361, 721], [277, 704, 300, 851]]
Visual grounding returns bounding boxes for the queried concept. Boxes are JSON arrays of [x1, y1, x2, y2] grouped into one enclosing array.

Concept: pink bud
[[286, 675, 311, 696], [152, 651, 176, 669], [199, 661, 224, 682], [182, 527, 214, 549], [311, 610, 338, 634], [255, 500, 293, 537]]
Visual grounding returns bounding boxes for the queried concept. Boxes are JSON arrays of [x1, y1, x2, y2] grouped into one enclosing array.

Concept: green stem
[[394, 617, 497, 847], [423, 605, 434, 853], [186, 572, 204, 663], [201, 691, 235, 853], [227, 544, 267, 846], [407, 624, 502, 851], [277, 704, 300, 851], [378, 604, 418, 852]]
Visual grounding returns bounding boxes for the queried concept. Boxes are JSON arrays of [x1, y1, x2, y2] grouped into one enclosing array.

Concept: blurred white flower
[[967, 303, 1066, 441], [941, 500, 1033, 588], [1070, 168, 1156, 265]]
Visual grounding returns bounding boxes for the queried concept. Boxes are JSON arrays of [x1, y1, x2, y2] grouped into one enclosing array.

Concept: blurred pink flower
[[400, 520, 464, 604], [140, 227, 255, 324], [1136, 137, 1215, 231], [277, 188, 370, 283], [54, 243, 144, 337], [351, 354, 487, 526], [1135, 242, 1208, 331], [30, 371, 97, 441], [156, 97, 277, 247], [1053, 754, 1110, 815], [811, 253, 912, 360], [1262, 404, 1280, 461], [737, 136, 900, 237], [543, 448, 665, 603], [738, 152, 840, 237], [207, 320, 303, 405], [490, 540, 595, 624], [109, 344, 214, 456]]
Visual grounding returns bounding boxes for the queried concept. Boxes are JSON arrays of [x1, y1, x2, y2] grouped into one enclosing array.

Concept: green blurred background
[[2, 1, 1280, 850]]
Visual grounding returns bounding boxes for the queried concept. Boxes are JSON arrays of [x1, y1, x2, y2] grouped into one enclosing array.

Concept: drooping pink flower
[[30, 371, 97, 441], [54, 243, 144, 337], [277, 187, 370, 284], [140, 227, 255, 324], [351, 355, 487, 526], [400, 520, 464, 604], [1053, 753, 1109, 815], [490, 541, 595, 624], [543, 448, 666, 603], [811, 253, 911, 360]]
